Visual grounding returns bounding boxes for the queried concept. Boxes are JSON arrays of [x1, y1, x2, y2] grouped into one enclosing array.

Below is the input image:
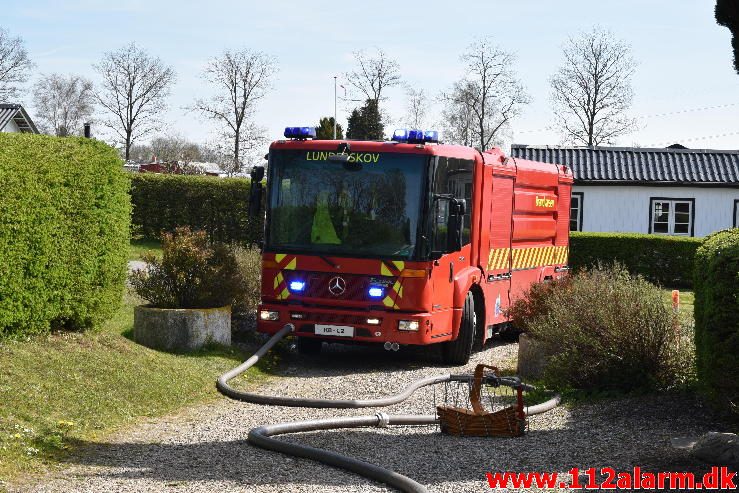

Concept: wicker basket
[[437, 364, 526, 437]]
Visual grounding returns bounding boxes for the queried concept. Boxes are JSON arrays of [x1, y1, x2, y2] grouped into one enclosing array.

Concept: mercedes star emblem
[[328, 276, 346, 296]]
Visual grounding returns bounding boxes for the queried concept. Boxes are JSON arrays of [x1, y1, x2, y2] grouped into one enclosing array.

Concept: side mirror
[[248, 166, 265, 217], [250, 165, 265, 182]]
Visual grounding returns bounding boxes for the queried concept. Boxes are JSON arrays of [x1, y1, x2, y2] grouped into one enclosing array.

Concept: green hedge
[[0, 134, 130, 335], [694, 229, 739, 416], [569, 232, 703, 288], [130, 174, 262, 244]]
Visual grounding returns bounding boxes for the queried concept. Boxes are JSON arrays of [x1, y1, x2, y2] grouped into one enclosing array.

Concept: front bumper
[[257, 303, 457, 346]]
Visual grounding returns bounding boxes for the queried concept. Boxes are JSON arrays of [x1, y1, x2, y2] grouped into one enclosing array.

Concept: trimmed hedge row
[[569, 232, 703, 288], [0, 134, 130, 335], [694, 229, 739, 417], [130, 174, 262, 244]]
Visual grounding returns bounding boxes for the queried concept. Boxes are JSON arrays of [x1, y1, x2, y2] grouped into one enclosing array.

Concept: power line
[[648, 130, 739, 148], [639, 102, 739, 120], [515, 101, 739, 135]]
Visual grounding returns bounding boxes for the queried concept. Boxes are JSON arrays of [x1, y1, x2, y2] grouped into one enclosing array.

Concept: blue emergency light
[[289, 280, 307, 293], [284, 127, 317, 139], [391, 128, 439, 144], [368, 286, 384, 299]]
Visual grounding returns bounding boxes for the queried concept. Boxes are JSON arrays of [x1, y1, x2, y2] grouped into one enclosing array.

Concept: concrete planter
[[517, 333, 556, 380], [134, 305, 231, 352]]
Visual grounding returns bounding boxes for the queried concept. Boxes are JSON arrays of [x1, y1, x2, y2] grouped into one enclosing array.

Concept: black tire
[[297, 337, 322, 356], [498, 324, 521, 343], [442, 292, 475, 365]]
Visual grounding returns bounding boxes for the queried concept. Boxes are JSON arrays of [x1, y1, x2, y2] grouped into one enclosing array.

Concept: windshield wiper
[[317, 255, 340, 269]]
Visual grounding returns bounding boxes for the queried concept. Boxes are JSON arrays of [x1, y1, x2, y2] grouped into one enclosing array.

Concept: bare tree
[[440, 81, 476, 148], [550, 28, 637, 146], [32, 73, 95, 136], [203, 125, 267, 177], [191, 49, 276, 175], [403, 87, 428, 129], [441, 38, 530, 151], [344, 48, 401, 105], [0, 27, 33, 101], [93, 43, 175, 160]]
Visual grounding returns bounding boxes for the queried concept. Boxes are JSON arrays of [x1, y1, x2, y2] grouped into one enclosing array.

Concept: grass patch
[[0, 292, 272, 482], [128, 239, 162, 261]]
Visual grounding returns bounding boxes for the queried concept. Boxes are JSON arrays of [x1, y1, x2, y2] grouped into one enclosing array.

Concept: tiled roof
[[0, 104, 38, 133], [510, 144, 739, 185]]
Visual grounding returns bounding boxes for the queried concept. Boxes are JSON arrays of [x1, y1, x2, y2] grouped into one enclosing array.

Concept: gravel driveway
[[17, 340, 721, 492]]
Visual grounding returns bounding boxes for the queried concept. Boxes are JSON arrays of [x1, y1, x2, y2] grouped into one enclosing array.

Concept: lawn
[[128, 238, 163, 261], [0, 291, 273, 483]]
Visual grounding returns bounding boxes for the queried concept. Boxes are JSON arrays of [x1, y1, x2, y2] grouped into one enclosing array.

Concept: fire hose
[[217, 323, 561, 492]]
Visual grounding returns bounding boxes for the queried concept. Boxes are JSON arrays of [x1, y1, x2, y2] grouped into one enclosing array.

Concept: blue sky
[[4, 0, 739, 153]]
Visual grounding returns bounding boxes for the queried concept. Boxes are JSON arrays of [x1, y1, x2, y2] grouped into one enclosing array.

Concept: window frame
[[648, 197, 695, 237], [570, 192, 584, 232], [734, 199, 739, 228]]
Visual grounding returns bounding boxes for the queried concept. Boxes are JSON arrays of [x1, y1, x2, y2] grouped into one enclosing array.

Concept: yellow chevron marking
[[273, 272, 283, 290], [285, 258, 297, 270], [498, 248, 507, 269], [275, 253, 286, 263], [381, 263, 392, 276], [280, 288, 290, 300], [392, 261, 405, 271], [487, 249, 494, 270], [383, 296, 395, 307]]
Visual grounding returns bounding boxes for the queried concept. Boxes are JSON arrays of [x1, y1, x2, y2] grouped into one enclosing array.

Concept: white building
[[511, 144, 739, 237], [0, 104, 38, 134]]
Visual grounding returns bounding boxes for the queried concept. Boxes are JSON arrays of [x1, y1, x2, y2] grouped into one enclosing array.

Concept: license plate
[[315, 324, 354, 337]]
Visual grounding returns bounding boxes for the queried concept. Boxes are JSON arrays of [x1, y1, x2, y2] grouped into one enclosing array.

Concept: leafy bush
[[694, 229, 739, 416], [129, 173, 263, 244], [130, 228, 244, 309], [569, 232, 703, 288], [0, 134, 130, 336], [231, 245, 262, 316], [510, 265, 692, 392]]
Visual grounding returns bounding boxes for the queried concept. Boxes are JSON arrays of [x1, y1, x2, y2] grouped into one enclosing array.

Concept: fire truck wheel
[[297, 337, 322, 356], [498, 324, 521, 343], [441, 292, 475, 366]]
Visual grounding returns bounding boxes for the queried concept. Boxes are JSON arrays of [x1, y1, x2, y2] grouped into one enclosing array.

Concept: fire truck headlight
[[289, 280, 306, 293], [260, 310, 279, 321], [368, 287, 384, 298], [398, 320, 419, 331]]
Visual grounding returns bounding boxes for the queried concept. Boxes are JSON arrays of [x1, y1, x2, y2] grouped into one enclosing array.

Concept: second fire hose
[[217, 323, 561, 492]]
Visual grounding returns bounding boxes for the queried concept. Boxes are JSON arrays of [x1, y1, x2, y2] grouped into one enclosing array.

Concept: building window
[[734, 200, 739, 228], [570, 192, 583, 231], [649, 198, 694, 236]]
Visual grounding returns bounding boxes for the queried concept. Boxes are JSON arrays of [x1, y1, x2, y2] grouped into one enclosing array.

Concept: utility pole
[[333, 76, 337, 139]]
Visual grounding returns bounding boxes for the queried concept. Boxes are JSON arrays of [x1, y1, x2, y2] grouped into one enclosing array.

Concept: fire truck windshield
[[266, 149, 427, 260]]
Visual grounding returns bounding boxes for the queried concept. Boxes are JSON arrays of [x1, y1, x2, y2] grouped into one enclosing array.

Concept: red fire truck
[[253, 127, 573, 365]]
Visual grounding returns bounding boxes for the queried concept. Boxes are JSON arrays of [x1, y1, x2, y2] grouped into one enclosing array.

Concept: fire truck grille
[[283, 271, 394, 302]]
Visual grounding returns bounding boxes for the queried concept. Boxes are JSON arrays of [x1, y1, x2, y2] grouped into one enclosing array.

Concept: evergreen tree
[[716, 0, 739, 74], [346, 99, 384, 141], [315, 117, 343, 140]]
